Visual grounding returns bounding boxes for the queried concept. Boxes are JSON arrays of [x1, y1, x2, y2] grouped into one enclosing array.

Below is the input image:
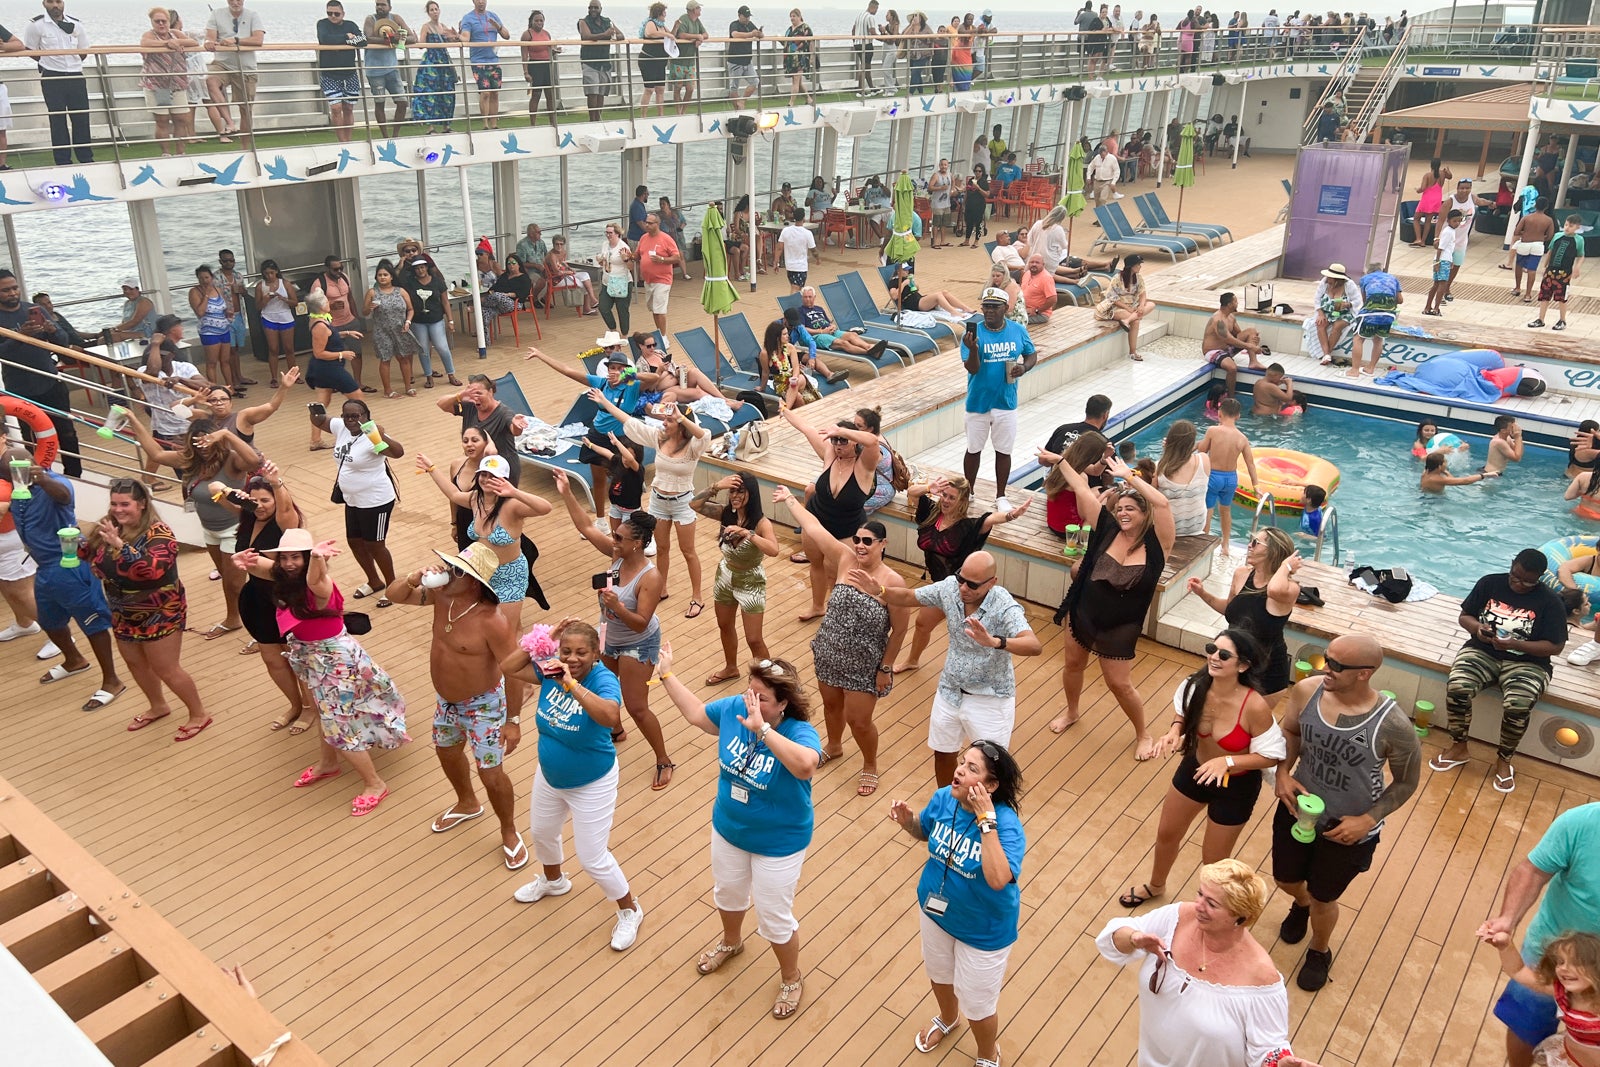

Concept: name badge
[[923, 893, 949, 916], [730, 784, 750, 804]]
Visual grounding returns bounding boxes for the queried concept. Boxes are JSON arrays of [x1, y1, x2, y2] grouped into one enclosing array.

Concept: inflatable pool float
[[1412, 432, 1467, 458], [1234, 449, 1340, 513], [1539, 535, 1600, 622]]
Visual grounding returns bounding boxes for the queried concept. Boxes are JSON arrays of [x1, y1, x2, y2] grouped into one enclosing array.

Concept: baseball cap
[[120, 277, 141, 290], [738, 4, 752, 14], [980, 287, 1010, 305], [477, 455, 511, 479]]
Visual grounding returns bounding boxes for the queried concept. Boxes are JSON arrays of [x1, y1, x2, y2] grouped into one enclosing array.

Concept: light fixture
[[820, 106, 878, 137], [34, 180, 68, 203], [955, 98, 988, 114], [177, 175, 217, 187], [1223, 71, 1247, 84], [756, 111, 781, 132], [306, 161, 338, 176], [1064, 85, 1087, 101], [726, 114, 758, 139], [577, 134, 626, 153], [1083, 83, 1113, 98], [416, 145, 443, 164]]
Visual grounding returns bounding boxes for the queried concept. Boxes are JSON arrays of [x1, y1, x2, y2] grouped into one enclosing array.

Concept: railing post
[[93, 54, 126, 177]]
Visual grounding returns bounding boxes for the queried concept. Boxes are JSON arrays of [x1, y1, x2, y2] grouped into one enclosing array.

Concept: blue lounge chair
[[775, 293, 909, 375], [720, 313, 852, 399], [840, 270, 954, 345], [1088, 204, 1194, 262], [493, 371, 605, 511], [675, 326, 764, 395], [816, 281, 939, 358], [1101, 201, 1201, 253], [1133, 193, 1232, 244]]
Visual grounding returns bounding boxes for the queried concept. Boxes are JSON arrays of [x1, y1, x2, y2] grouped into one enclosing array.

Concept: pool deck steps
[[1158, 558, 1600, 776]]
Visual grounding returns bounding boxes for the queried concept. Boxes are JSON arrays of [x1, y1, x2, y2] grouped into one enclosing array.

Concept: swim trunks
[[1206, 468, 1239, 509]]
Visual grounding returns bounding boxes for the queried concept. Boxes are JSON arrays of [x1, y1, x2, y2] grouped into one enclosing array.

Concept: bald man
[[1271, 633, 1421, 993], [862, 549, 1041, 785]]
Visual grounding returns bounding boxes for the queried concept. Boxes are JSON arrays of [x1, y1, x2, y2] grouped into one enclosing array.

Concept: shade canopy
[[1378, 83, 1535, 134], [1062, 140, 1087, 217], [1173, 123, 1197, 189]]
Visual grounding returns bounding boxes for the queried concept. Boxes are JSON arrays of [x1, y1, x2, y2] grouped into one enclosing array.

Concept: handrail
[[1313, 503, 1340, 564], [1350, 24, 1412, 141], [1249, 491, 1279, 536], [1301, 39, 1368, 143]]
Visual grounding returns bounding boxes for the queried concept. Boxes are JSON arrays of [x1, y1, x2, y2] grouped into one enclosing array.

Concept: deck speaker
[[821, 107, 879, 138]]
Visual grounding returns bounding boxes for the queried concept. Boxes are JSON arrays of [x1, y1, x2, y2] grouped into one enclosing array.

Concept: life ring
[[1, 395, 58, 471], [1234, 448, 1340, 513], [1539, 535, 1600, 622]]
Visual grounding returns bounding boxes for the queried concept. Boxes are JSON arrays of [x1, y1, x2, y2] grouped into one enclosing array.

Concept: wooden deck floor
[[11, 176, 1600, 1063]]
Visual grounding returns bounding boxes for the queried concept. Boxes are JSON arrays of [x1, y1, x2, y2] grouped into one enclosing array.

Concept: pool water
[[1124, 397, 1586, 599]]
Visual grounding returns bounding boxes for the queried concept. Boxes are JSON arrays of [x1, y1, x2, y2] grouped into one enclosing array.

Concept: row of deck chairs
[[497, 269, 965, 508], [1087, 195, 1233, 263]]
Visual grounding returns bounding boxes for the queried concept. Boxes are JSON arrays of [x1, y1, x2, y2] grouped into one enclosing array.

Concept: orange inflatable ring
[[1234, 448, 1340, 513], [2, 395, 58, 471]]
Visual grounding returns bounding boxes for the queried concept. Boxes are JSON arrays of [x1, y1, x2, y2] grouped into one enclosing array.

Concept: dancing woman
[[691, 472, 780, 686]]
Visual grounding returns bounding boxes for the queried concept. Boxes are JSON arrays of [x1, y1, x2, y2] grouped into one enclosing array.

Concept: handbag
[[1244, 281, 1275, 313], [329, 450, 348, 505], [605, 273, 632, 298], [343, 611, 372, 636], [734, 420, 769, 460]]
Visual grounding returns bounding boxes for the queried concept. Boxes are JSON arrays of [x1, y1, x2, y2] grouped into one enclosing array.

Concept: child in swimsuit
[[1484, 929, 1600, 1067]]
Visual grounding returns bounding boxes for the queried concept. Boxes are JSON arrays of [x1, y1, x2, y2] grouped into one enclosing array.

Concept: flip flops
[[431, 806, 485, 832], [41, 662, 90, 684], [351, 789, 389, 817], [1428, 754, 1469, 772], [915, 1016, 957, 1053], [174, 718, 213, 742], [294, 765, 342, 788]]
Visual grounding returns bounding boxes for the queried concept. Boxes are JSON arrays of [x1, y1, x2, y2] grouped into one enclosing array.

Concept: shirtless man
[[1196, 397, 1258, 555], [1202, 292, 1267, 396], [1485, 415, 1524, 475], [1252, 363, 1303, 416], [387, 542, 526, 870], [1421, 452, 1498, 491]]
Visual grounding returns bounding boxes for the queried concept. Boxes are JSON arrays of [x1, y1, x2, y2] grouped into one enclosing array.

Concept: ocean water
[[1125, 396, 1584, 598]]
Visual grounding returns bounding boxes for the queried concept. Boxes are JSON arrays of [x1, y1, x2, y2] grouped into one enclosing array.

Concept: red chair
[[822, 208, 853, 255]]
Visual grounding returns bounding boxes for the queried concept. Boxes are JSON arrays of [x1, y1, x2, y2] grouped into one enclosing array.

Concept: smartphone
[[537, 658, 566, 679], [308, 402, 327, 417], [591, 572, 611, 591]]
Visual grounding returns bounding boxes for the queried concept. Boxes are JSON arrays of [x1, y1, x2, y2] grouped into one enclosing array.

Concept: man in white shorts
[[0, 459, 58, 659], [876, 551, 1039, 785], [962, 288, 1036, 513], [634, 211, 680, 350]]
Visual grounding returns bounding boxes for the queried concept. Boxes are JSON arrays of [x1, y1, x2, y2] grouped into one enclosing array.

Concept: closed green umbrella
[[1172, 122, 1197, 236], [884, 171, 921, 265], [1060, 140, 1087, 253], [700, 202, 739, 384]]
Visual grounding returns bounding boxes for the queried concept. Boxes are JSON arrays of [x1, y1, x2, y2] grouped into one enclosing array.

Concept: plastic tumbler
[[360, 420, 388, 454], [1413, 700, 1434, 736], [9, 459, 31, 500], [1063, 524, 1081, 557], [57, 527, 81, 568], [1290, 794, 1325, 843], [1293, 660, 1314, 682], [96, 404, 129, 439]]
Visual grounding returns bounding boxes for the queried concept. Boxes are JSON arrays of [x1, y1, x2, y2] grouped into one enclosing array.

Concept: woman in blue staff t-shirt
[[889, 740, 1026, 1067], [502, 618, 645, 953], [655, 644, 822, 1021]]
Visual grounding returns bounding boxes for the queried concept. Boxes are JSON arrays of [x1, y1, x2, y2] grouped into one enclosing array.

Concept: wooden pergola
[[1376, 83, 1538, 176]]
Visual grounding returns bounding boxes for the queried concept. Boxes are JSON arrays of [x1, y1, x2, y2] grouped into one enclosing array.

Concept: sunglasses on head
[[955, 573, 993, 590], [1325, 654, 1376, 673], [1203, 642, 1236, 662], [754, 658, 787, 675], [851, 535, 878, 545]]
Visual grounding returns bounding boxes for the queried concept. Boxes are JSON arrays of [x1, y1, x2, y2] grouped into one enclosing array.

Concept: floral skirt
[[108, 582, 185, 642], [286, 634, 410, 752]]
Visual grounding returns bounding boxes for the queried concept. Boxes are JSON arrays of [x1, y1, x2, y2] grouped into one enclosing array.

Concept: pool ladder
[[1247, 493, 1279, 535], [1247, 495, 1342, 566]]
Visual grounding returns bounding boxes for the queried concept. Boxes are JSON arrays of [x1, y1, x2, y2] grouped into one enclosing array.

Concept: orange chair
[[490, 298, 542, 342], [822, 208, 853, 255]]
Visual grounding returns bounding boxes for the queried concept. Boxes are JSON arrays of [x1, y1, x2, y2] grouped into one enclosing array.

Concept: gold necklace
[[445, 598, 478, 633], [1197, 929, 1233, 972]]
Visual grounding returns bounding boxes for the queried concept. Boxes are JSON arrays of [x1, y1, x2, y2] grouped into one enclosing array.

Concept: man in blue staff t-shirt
[[962, 287, 1036, 515]]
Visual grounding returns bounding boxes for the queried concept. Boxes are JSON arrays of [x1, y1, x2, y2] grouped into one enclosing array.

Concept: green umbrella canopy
[[700, 202, 739, 317], [884, 172, 921, 265], [1173, 123, 1197, 189], [1061, 140, 1087, 218]]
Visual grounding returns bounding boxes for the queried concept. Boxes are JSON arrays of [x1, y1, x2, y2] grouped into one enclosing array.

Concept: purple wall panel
[[1281, 143, 1412, 279]]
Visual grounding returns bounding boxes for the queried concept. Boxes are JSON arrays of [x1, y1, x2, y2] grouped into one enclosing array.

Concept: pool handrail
[[1249, 491, 1279, 535], [1313, 504, 1341, 566]]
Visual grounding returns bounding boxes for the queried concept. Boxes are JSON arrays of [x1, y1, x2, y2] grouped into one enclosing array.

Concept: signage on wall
[[1421, 66, 1462, 76], [1317, 184, 1352, 216]]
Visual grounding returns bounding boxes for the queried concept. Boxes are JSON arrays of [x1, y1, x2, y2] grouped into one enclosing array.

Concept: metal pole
[[1154, 90, 1170, 188], [1556, 133, 1579, 210], [1504, 116, 1541, 252], [747, 139, 758, 292], [417, 171, 430, 247], [1231, 81, 1245, 168], [460, 167, 489, 357]]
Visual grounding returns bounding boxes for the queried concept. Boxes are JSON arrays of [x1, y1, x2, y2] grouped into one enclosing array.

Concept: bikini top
[[1198, 690, 1254, 754], [1557, 981, 1600, 1049], [468, 521, 515, 547]]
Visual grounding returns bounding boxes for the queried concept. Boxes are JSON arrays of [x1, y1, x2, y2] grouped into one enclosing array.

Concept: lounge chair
[[675, 326, 764, 395], [840, 270, 954, 344], [1088, 204, 1194, 262], [493, 371, 607, 511], [816, 280, 939, 358], [775, 293, 909, 375], [1134, 193, 1232, 243], [720, 313, 852, 399]]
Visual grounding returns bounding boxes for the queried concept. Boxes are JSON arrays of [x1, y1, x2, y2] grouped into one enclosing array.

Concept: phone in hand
[[537, 658, 566, 679], [591, 572, 612, 591], [308, 402, 327, 417]]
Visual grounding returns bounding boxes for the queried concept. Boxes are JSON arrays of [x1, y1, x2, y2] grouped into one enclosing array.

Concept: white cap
[[120, 277, 141, 290], [979, 286, 1011, 305]]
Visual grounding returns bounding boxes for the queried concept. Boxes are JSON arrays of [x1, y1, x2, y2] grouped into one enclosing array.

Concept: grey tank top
[[601, 558, 660, 648], [1294, 683, 1400, 839]]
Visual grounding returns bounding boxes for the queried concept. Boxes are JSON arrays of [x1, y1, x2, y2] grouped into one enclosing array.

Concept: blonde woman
[[1153, 419, 1210, 536], [597, 223, 634, 334]]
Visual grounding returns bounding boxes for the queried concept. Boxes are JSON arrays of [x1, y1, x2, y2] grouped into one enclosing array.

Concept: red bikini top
[[1199, 691, 1253, 754]]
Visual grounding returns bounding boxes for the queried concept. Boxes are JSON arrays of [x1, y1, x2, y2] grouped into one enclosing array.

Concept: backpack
[[889, 446, 911, 492], [1350, 564, 1412, 603]]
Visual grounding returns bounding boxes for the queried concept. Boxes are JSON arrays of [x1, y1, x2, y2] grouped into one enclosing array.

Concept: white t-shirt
[[1437, 224, 1458, 260], [991, 244, 1026, 271], [141, 359, 201, 437], [332, 418, 397, 509], [779, 225, 815, 271], [207, 7, 265, 71], [1447, 192, 1476, 248]]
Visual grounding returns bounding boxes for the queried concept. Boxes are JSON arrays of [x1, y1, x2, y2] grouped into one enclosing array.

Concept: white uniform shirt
[[22, 12, 88, 73], [1088, 152, 1120, 184]]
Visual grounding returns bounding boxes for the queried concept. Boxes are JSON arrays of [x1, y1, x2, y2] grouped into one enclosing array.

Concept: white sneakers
[[513, 874, 643, 952], [513, 873, 572, 903], [1568, 641, 1600, 666], [644, 539, 658, 557], [994, 495, 1013, 515], [611, 904, 644, 951], [0, 621, 40, 642]]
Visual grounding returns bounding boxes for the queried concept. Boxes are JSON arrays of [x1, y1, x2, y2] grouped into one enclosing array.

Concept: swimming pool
[[1123, 396, 1586, 599]]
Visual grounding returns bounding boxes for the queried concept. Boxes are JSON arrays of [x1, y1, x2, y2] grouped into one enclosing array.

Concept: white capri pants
[[710, 827, 807, 944], [928, 690, 1015, 752], [918, 911, 1013, 1020], [529, 761, 631, 901]]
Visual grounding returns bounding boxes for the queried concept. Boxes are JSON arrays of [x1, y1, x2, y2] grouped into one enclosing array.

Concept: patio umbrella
[[884, 171, 921, 265], [1060, 140, 1087, 253], [1172, 122, 1197, 236], [700, 201, 739, 386]]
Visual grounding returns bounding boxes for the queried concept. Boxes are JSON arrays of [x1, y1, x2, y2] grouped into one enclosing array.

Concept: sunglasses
[[828, 436, 851, 445], [754, 658, 788, 675], [851, 535, 879, 545], [1149, 948, 1191, 996], [641, 341, 657, 348], [1203, 643, 1236, 662], [955, 574, 993, 590], [970, 739, 1002, 762], [1324, 654, 1376, 673]]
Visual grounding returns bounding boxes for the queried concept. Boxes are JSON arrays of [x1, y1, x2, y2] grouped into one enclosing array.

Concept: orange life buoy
[[1, 395, 59, 471]]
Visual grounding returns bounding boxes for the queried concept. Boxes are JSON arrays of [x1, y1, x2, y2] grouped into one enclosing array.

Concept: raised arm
[[552, 471, 618, 555], [525, 346, 593, 385], [1053, 455, 1106, 527], [652, 642, 718, 735], [416, 452, 472, 506], [1267, 553, 1303, 611], [772, 483, 850, 566], [121, 412, 189, 470], [779, 405, 836, 463], [482, 474, 554, 518]]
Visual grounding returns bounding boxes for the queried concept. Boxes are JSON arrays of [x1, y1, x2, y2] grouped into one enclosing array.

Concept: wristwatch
[[759, 722, 772, 742], [997, 635, 1008, 651], [508, 716, 520, 725], [979, 819, 996, 835]]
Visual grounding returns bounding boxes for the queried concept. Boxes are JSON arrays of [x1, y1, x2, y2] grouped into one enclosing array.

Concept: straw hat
[[432, 542, 502, 604], [1321, 263, 1349, 282], [260, 528, 315, 553], [595, 330, 627, 348]]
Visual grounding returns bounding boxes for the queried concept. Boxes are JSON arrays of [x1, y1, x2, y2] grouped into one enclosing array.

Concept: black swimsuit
[[1224, 571, 1292, 692], [808, 465, 869, 540]]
